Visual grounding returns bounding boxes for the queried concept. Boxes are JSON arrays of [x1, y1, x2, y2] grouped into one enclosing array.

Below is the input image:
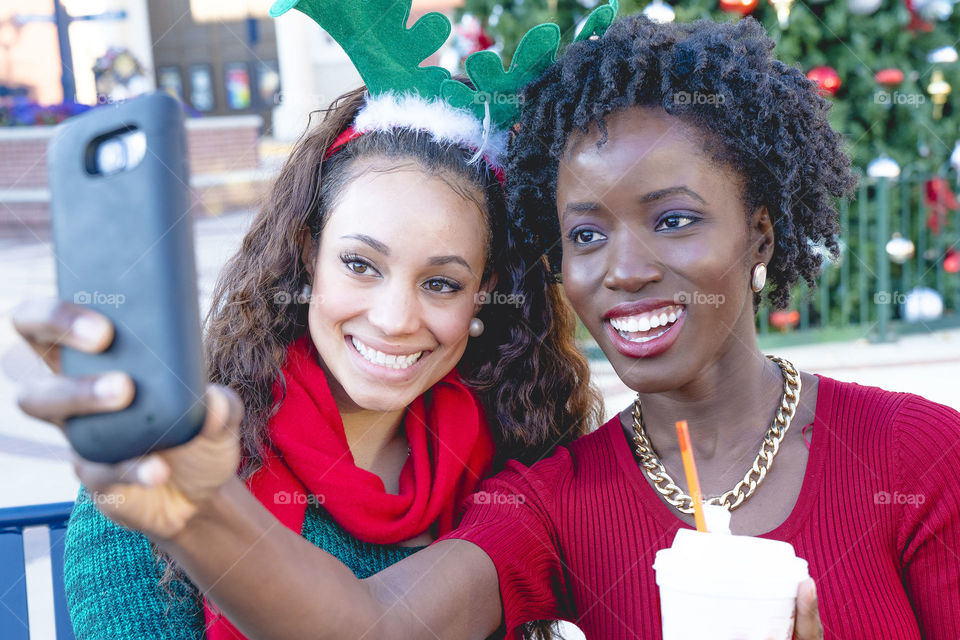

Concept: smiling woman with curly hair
[[508, 14, 856, 313], [19, 12, 960, 640]]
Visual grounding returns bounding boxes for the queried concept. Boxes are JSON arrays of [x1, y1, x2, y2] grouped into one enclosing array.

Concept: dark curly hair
[[507, 14, 859, 309]]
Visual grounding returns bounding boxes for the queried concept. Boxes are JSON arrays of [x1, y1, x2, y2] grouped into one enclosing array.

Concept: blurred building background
[[0, 0, 464, 234], [0, 0, 154, 107]]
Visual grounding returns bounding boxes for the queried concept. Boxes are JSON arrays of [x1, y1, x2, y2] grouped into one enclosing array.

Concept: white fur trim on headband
[[353, 93, 509, 169]]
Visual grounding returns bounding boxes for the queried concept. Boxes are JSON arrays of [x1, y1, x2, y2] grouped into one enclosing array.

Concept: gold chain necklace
[[631, 355, 802, 514]]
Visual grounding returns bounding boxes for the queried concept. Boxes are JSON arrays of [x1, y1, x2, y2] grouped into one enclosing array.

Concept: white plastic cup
[[653, 528, 810, 640]]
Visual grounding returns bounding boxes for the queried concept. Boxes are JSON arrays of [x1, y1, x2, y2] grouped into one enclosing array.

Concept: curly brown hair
[[154, 88, 603, 627]]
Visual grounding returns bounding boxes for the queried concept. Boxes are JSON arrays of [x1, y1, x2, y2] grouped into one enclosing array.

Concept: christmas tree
[[459, 0, 960, 173], [458, 0, 960, 334]]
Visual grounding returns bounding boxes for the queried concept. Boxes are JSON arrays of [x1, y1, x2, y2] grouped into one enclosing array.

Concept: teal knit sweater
[[63, 488, 424, 639]]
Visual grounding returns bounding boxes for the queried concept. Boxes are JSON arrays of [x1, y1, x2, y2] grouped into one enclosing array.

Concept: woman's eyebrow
[[427, 255, 473, 273], [341, 235, 474, 274], [561, 185, 706, 222], [561, 201, 601, 222], [638, 185, 706, 205], [341, 234, 390, 254]]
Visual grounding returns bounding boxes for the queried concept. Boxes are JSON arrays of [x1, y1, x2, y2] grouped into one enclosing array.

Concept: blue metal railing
[[0, 501, 75, 640]]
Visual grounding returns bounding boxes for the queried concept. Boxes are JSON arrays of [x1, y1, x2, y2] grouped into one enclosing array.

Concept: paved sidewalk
[[2, 210, 958, 511]]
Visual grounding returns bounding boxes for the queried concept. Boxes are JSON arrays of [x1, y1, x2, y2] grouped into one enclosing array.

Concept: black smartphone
[[48, 92, 206, 463]]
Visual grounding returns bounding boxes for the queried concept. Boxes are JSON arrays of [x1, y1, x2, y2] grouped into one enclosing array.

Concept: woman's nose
[[602, 235, 664, 292], [366, 281, 422, 336]]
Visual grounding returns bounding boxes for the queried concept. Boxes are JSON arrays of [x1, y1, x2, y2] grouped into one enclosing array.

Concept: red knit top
[[440, 375, 960, 639]]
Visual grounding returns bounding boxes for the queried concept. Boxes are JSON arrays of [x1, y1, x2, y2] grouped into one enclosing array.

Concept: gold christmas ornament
[[927, 69, 951, 120], [770, 0, 795, 28]]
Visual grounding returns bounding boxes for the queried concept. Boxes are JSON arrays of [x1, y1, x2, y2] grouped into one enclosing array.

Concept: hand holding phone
[[36, 92, 207, 463], [14, 296, 243, 540]]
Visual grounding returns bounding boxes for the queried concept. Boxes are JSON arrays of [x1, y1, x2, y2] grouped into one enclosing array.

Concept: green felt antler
[[441, 0, 619, 128], [270, 0, 618, 130], [574, 0, 620, 42], [269, 0, 452, 100], [441, 23, 561, 130]]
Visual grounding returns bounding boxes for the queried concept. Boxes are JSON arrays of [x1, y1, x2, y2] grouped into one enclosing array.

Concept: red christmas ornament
[[719, 0, 758, 14], [769, 310, 801, 332], [944, 249, 960, 274], [807, 66, 841, 96], [874, 68, 904, 89], [924, 177, 959, 234], [905, 0, 934, 32]]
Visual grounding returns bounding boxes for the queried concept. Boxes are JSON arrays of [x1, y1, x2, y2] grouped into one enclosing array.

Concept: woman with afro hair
[[28, 12, 960, 640]]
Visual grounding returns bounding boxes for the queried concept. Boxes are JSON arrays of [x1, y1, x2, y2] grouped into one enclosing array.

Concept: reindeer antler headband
[[269, 0, 619, 173]]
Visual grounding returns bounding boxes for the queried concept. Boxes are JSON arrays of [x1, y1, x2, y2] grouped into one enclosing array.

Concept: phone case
[[48, 93, 206, 463]]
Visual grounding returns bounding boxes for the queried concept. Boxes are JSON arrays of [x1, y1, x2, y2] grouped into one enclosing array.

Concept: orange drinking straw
[[675, 420, 708, 533]]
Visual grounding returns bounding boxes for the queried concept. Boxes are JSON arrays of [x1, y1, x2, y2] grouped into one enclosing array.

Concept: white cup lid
[[653, 529, 809, 598]]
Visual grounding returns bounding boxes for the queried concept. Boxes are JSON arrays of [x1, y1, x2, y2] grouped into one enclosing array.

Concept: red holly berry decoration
[[807, 66, 841, 96], [874, 68, 904, 89], [719, 0, 759, 14]]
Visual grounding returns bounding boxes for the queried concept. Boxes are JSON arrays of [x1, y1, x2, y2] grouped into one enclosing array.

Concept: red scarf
[[205, 335, 495, 638]]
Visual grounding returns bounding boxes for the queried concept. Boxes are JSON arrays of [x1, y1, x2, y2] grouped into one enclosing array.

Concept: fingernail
[[72, 315, 109, 345], [136, 457, 165, 486], [94, 373, 129, 402]]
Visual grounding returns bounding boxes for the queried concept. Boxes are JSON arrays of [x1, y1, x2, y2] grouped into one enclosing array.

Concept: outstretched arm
[[164, 474, 501, 640], [13, 298, 502, 640], [52, 372, 502, 640]]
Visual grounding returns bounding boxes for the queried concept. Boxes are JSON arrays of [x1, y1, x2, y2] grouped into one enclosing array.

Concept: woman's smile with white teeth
[[351, 336, 424, 369], [608, 304, 683, 339]]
